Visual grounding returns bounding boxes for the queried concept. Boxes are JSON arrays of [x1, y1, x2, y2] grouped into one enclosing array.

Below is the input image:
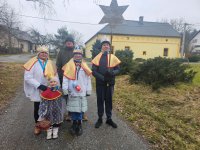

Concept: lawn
[[113, 64, 200, 149], [0, 62, 24, 109]]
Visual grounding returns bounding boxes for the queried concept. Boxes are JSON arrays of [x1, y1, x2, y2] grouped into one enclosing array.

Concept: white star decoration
[[99, 0, 129, 25]]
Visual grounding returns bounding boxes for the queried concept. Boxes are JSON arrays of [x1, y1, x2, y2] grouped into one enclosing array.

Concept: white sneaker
[[46, 127, 53, 140], [52, 127, 59, 139]]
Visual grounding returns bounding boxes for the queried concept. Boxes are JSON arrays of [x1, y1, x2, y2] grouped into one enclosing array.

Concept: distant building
[[0, 25, 35, 53], [189, 30, 200, 54], [85, 17, 181, 59]]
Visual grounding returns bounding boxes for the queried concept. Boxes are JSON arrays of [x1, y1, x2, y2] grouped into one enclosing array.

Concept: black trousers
[[96, 84, 114, 120], [34, 102, 40, 123]]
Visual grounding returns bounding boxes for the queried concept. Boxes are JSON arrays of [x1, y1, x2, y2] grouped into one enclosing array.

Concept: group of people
[[23, 35, 121, 140]]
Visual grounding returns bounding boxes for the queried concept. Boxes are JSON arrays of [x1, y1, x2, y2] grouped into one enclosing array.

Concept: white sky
[[6, 0, 200, 43]]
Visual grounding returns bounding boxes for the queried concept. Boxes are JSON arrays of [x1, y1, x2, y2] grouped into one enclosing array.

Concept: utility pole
[[181, 23, 189, 58]]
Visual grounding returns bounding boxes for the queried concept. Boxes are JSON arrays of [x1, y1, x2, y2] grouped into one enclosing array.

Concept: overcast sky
[[6, 0, 200, 43]]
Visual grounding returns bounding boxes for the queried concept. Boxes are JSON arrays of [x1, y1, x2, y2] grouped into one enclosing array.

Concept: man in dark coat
[[56, 35, 75, 86], [91, 39, 121, 128]]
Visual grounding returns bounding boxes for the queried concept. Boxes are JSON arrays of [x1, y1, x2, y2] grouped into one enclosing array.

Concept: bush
[[129, 57, 196, 89], [134, 58, 146, 63], [176, 58, 189, 63], [188, 55, 200, 62], [115, 49, 134, 75], [91, 40, 101, 59]]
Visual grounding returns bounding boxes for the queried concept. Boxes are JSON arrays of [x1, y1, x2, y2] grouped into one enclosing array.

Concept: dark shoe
[[69, 121, 77, 135], [95, 118, 103, 128], [76, 124, 83, 136], [106, 119, 117, 128]]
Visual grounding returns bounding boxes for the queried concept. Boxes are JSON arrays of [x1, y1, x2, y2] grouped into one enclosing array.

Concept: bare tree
[[0, 1, 21, 50], [159, 18, 197, 53], [159, 18, 192, 33], [29, 27, 53, 45], [25, 0, 55, 16]]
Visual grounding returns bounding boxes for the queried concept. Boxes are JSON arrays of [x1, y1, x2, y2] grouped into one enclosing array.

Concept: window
[[143, 51, 146, 55], [163, 48, 168, 56], [125, 46, 130, 50]]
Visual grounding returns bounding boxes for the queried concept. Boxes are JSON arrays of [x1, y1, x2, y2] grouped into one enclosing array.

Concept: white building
[[189, 31, 200, 54]]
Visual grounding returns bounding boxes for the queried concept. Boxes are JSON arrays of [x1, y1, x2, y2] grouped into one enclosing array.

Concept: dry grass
[[0, 62, 24, 109], [113, 64, 200, 149]]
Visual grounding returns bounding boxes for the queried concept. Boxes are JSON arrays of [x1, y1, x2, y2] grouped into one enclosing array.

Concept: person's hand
[[86, 94, 90, 97], [63, 95, 68, 101], [38, 85, 47, 91], [104, 76, 112, 83], [105, 70, 114, 77]]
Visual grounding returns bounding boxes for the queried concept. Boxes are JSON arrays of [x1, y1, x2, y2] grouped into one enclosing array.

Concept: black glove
[[38, 85, 47, 91], [104, 70, 113, 82], [105, 70, 114, 77], [63, 95, 68, 101], [86, 94, 90, 97], [104, 76, 112, 83]]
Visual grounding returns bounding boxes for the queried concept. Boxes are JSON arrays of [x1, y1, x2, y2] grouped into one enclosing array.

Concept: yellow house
[[85, 17, 181, 59]]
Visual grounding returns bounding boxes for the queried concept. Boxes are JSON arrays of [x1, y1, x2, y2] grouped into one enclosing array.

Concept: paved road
[[0, 54, 149, 150], [0, 90, 148, 150], [0, 53, 34, 63]]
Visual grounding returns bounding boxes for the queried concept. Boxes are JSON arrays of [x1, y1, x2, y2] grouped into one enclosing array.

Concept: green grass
[[191, 64, 200, 85], [113, 64, 200, 149]]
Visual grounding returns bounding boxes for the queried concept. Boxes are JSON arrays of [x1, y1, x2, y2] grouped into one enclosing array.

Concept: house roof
[[190, 30, 200, 41], [12, 29, 34, 43], [0, 24, 34, 43], [85, 20, 181, 44]]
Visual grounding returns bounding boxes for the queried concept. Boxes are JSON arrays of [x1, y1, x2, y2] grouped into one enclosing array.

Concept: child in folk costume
[[38, 76, 63, 140], [62, 48, 92, 136]]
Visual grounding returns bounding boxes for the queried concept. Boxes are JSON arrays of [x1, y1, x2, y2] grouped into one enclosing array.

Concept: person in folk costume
[[62, 47, 92, 136], [38, 76, 63, 140], [92, 38, 121, 129], [56, 35, 88, 121], [23, 45, 57, 135]]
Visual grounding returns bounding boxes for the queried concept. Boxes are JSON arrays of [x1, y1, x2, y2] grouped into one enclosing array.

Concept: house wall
[[17, 41, 30, 52], [0, 32, 30, 52], [85, 36, 97, 58], [0, 32, 9, 47], [85, 34, 181, 59]]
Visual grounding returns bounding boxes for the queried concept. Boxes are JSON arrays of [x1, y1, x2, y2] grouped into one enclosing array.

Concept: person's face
[[73, 53, 82, 61], [49, 80, 57, 87], [38, 52, 48, 60], [102, 43, 110, 52], [65, 41, 74, 48]]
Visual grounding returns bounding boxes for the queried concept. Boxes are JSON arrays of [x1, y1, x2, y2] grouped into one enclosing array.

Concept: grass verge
[[0, 62, 24, 109], [113, 64, 200, 149]]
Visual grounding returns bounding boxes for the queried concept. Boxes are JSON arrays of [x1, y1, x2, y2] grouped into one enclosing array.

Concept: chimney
[[139, 16, 144, 25]]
